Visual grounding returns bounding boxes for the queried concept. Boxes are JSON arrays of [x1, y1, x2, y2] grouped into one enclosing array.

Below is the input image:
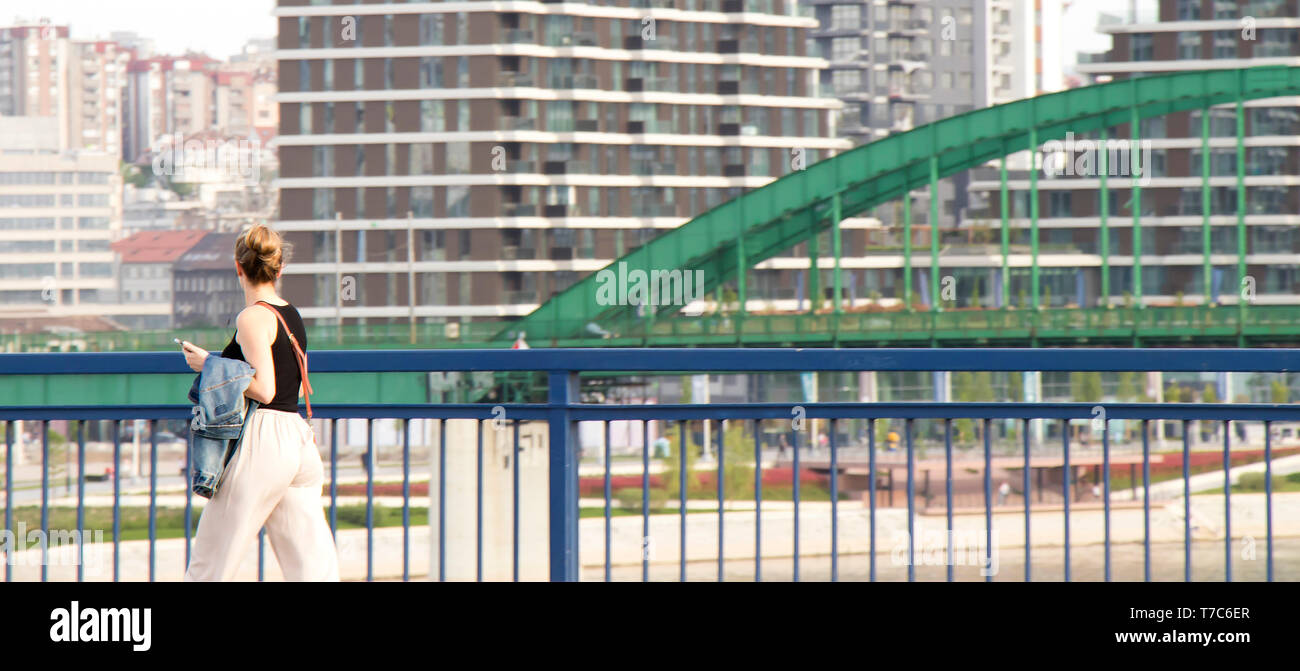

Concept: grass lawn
[[2, 504, 428, 551], [1200, 471, 1300, 495]]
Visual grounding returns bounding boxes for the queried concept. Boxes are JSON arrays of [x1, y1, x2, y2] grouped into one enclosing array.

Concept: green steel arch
[[501, 66, 1300, 345]]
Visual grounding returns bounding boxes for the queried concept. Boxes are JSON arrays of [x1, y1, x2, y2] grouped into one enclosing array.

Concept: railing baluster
[[1063, 418, 1070, 583], [439, 419, 446, 583], [829, 418, 838, 583], [513, 419, 521, 583], [112, 420, 120, 583], [983, 418, 991, 584], [716, 419, 724, 582], [3, 420, 10, 583], [906, 417, 915, 583], [1142, 419, 1151, 583], [678, 420, 686, 583], [1223, 419, 1231, 583], [402, 418, 411, 582], [1022, 418, 1030, 583], [1264, 420, 1273, 582], [1183, 420, 1190, 582], [604, 420, 612, 583], [793, 419, 800, 582], [366, 417, 374, 583], [257, 528, 265, 582], [149, 419, 157, 583], [1102, 418, 1111, 582], [642, 420, 650, 583], [41, 421, 48, 582], [868, 418, 876, 583], [76, 421, 85, 582], [476, 418, 483, 583], [944, 418, 953, 583], [754, 418, 762, 583]]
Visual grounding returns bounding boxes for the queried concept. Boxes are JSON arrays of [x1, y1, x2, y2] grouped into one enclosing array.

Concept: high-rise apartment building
[[800, 0, 1063, 305], [0, 117, 125, 319], [954, 0, 1300, 309], [0, 23, 132, 158], [124, 54, 221, 162], [274, 0, 850, 327]]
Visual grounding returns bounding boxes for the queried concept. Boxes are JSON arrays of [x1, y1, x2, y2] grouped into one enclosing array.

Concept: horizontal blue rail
[[0, 348, 1289, 582], [5, 347, 1300, 374]]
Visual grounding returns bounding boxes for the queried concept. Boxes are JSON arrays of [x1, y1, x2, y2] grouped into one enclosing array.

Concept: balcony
[[543, 204, 569, 217], [717, 80, 740, 95], [503, 29, 535, 44], [543, 160, 594, 175], [502, 115, 537, 130], [497, 72, 534, 87], [574, 119, 599, 132], [504, 203, 537, 216], [563, 74, 599, 90], [629, 160, 676, 176]]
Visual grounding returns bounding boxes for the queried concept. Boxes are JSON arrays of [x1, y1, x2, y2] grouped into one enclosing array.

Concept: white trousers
[[184, 408, 340, 581]]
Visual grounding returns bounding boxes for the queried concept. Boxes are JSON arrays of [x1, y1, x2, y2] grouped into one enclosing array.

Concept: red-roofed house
[[111, 229, 210, 329]]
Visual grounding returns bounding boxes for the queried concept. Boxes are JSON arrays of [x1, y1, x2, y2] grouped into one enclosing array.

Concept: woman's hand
[[182, 342, 210, 373]]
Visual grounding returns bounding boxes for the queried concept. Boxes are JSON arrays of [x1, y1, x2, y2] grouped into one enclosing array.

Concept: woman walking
[[181, 225, 340, 581]]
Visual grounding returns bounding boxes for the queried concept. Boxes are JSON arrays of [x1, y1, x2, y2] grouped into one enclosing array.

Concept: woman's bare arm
[[235, 307, 278, 404]]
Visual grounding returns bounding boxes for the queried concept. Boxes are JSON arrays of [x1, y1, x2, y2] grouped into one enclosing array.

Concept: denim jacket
[[187, 355, 259, 498]]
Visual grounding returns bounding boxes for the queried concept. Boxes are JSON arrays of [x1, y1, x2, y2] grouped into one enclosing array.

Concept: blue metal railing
[[0, 348, 1293, 581]]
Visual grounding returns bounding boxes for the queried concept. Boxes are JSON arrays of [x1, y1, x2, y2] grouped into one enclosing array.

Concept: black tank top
[[220, 302, 308, 414]]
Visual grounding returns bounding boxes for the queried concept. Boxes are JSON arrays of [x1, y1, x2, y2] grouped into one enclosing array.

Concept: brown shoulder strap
[[255, 300, 313, 418]]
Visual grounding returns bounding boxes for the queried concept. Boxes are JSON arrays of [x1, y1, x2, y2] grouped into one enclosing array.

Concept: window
[[831, 37, 858, 62], [1131, 34, 1153, 61], [1176, 0, 1200, 20], [1178, 32, 1201, 60], [447, 185, 469, 217], [419, 14, 444, 44], [446, 141, 469, 174], [1213, 30, 1237, 58], [419, 57, 442, 87], [1257, 30, 1298, 58], [829, 5, 860, 30]]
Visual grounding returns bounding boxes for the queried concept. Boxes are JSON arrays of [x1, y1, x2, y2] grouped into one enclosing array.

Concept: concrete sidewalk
[[7, 492, 1297, 581]]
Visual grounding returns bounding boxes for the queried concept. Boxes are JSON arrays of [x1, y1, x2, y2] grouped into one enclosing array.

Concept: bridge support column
[[1100, 125, 1110, 307], [808, 225, 820, 314], [832, 193, 842, 314], [999, 152, 1009, 309], [1132, 103, 1143, 309], [1201, 104, 1212, 305], [929, 155, 941, 312], [1236, 90, 1247, 344], [1030, 125, 1040, 310], [903, 191, 913, 311]]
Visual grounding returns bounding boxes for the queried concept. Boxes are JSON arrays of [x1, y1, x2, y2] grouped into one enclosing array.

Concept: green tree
[[1165, 383, 1182, 403], [1116, 371, 1139, 402], [662, 423, 700, 499], [1008, 370, 1024, 403], [953, 371, 975, 444], [1271, 379, 1289, 404], [1201, 382, 1219, 442], [719, 420, 757, 503]]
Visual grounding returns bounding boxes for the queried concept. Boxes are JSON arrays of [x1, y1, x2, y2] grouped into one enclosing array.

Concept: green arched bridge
[[497, 65, 1300, 348], [7, 67, 1300, 407]]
